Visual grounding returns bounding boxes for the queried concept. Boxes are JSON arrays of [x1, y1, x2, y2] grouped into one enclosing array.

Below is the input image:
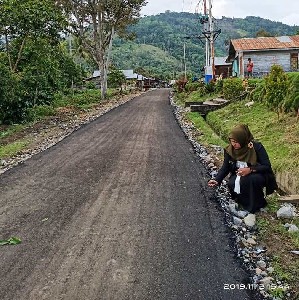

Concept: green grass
[[187, 91, 219, 102], [173, 89, 220, 107], [0, 124, 26, 139], [186, 112, 227, 148], [206, 100, 299, 181], [27, 105, 56, 121], [271, 256, 292, 281], [53, 89, 102, 109], [0, 88, 122, 157], [0, 140, 28, 158], [177, 94, 299, 186], [265, 194, 280, 213], [256, 218, 270, 237]]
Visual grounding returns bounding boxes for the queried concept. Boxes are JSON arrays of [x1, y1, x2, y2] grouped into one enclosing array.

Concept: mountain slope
[[111, 42, 181, 79], [111, 12, 299, 78]]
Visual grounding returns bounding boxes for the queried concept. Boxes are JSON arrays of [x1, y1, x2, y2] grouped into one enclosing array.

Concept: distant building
[[227, 35, 299, 77], [214, 56, 232, 78], [86, 69, 162, 91], [91, 69, 139, 80]]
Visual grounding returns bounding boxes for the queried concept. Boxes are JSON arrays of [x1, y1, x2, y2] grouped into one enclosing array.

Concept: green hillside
[[111, 12, 299, 78], [111, 42, 181, 79]]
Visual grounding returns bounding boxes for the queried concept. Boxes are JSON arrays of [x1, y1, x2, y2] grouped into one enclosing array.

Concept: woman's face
[[230, 138, 241, 150]]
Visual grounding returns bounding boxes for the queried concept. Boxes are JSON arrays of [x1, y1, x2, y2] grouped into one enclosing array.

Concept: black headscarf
[[225, 124, 257, 165]]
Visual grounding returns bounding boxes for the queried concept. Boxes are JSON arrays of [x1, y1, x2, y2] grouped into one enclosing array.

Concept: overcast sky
[[141, 0, 299, 26]]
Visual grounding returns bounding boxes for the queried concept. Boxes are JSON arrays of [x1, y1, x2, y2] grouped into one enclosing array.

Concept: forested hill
[[111, 11, 299, 79]]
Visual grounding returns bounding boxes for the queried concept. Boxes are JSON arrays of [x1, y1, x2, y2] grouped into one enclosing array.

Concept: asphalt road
[[0, 89, 256, 300]]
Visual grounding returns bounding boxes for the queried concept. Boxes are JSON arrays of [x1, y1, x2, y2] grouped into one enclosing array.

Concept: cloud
[[141, 0, 299, 26], [212, 0, 299, 25]]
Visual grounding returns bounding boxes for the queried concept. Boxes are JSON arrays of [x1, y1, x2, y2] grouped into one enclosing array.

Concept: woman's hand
[[208, 179, 219, 187], [237, 167, 252, 176]]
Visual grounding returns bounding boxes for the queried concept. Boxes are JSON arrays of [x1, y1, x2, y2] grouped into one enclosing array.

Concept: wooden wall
[[242, 50, 299, 75]]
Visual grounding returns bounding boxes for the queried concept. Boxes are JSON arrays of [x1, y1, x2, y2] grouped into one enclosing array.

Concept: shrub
[[249, 80, 266, 102], [205, 80, 216, 93], [85, 81, 97, 89], [247, 78, 263, 89], [222, 78, 245, 101], [185, 81, 205, 93], [0, 60, 27, 124], [26, 105, 56, 121], [215, 78, 224, 93], [264, 65, 289, 117], [284, 73, 299, 114]]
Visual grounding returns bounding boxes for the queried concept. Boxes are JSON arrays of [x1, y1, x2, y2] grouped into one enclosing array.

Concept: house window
[[290, 53, 298, 71]]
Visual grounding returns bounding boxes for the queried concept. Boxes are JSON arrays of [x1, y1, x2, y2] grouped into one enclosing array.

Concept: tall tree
[[0, 0, 67, 72], [58, 0, 147, 99]]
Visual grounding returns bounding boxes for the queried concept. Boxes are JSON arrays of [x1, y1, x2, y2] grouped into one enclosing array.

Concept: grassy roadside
[[206, 100, 299, 178], [174, 92, 299, 299], [0, 88, 129, 159]]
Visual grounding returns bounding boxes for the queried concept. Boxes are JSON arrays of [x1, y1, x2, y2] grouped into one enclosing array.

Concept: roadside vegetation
[[173, 66, 299, 299], [0, 86, 132, 159]]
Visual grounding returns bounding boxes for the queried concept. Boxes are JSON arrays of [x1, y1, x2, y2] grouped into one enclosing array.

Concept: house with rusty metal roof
[[227, 35, 299, 78]]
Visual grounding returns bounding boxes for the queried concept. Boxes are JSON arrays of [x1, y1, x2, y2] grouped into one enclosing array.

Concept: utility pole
[[208, 0, 215, 79], [203, 0, 209, 68], [183, 42, 187, 80], [201, 0, 220, 83], [185, 0, 220, 83]]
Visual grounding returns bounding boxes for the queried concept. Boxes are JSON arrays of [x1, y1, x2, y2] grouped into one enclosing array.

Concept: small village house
[[86, 69, 141, 89], [227, 35, 299, 77], [214, 56, 232, 78], [85, 69, 161, 91]]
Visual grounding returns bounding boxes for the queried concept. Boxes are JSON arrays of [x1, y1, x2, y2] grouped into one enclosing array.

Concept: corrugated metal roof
[[92, 69, 138, 79], [214, 56, 231, 66], [231, 35, 299, 51]]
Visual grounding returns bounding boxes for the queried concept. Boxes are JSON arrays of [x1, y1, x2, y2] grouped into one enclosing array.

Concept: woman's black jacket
[[214, 141, 278, 195]]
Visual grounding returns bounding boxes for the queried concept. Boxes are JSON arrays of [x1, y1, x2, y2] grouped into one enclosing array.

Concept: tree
[[255, 29, 273, 37], [0, 0, 67, 72], [107, 66, 126, 92], [0, 0, 73, 124], [57, 0, 147, 99], [0, 57, 25, 124]]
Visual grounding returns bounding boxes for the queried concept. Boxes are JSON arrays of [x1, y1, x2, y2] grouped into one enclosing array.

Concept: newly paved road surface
[[0, 89, 256, 299]]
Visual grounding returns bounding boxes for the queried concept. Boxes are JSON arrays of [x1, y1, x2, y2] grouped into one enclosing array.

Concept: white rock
[[255, 267, 262, 275], [228, 203, 237, 213], [277, 205, 297, 218], [267, 267, 274, 273], [244, 214, 256, 227], [246, 237, 257, 245], [259, 277, 274, 289], [257, 260, 267, 269], [236, 210, 249, 219], [288, 224, 299, 232], [233, 216, 243, 226], [245, 101, 254, 107], [0, 159, 7, 166]]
